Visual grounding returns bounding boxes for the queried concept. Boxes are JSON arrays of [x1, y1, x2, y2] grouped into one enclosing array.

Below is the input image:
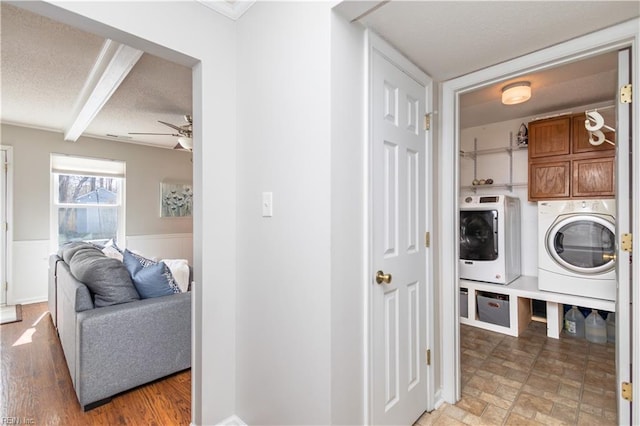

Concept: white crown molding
[[196, 1, 255, 20]]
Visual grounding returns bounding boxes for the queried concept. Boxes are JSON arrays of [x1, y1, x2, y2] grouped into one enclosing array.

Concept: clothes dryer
[[538, 199, 616, 301], [459, 195, 521, 284]]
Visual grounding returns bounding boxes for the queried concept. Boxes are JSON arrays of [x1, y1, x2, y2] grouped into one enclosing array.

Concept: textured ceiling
[[459, 52, 618, 128], [352, 1, 639, 81], [2, 1, 639, 144], [0, 3, 193, 149], [340, 1, 639, 128], [1, 4, 105, 131]]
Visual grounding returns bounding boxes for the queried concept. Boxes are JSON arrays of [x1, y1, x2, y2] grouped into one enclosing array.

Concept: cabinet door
[[529, 117, 571, 159], [572, 156, 615, 197], [529, 159, 570, 200], [572, 114, 616, 154]]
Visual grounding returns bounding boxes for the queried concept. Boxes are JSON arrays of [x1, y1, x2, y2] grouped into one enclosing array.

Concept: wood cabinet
[[572, 114, 616, 154], [529, 160, 570, 199], [528, 113, 615, 201], [529, 116, 571, 158], [572, 157, 615, 197]]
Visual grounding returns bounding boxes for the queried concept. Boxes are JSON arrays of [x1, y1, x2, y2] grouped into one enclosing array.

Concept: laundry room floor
[[416, 321, 616, 425]]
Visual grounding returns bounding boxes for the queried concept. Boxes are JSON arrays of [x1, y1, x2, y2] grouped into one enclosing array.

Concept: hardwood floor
[[0, 302, 191, 425]]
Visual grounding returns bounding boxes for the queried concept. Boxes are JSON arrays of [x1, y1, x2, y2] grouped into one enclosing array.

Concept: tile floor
[[416, 321, 616, 425]]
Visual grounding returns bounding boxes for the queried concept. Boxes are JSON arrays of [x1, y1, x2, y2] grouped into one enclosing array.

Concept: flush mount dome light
[[501, 81, 531, 105]]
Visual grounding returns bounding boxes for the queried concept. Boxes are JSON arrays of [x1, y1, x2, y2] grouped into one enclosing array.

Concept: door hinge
[[622, 381, 632, 401], [426, 349, 431, 366], [620, 84, 632, 104], [622, 233, 632, 252], [424, 114, 431, 131], [425, 231, 430, 248]]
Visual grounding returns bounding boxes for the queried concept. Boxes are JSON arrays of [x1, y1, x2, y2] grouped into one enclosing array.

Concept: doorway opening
[[440, 23, 637, 426]]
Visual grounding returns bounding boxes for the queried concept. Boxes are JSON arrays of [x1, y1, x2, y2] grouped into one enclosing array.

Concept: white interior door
[[371, 45, 429, 425], [1, 148, 7, 305], [615, 47, 632, 425]]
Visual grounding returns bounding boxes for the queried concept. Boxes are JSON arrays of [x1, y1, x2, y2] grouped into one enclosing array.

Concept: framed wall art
[[160, 182, 193, 217]]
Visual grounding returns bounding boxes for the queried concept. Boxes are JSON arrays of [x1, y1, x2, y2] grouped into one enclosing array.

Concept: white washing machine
[[459, 195, 521, 284], [538, 199, 616, 301]]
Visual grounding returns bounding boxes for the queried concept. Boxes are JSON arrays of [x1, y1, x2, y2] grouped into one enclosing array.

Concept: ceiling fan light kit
[[129, 114, 193, 150], [501, 81, 531, 105], [177, 136, 193, 150]]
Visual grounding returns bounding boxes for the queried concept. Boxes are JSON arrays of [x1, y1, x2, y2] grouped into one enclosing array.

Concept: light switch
[[262, 192, 273, 217]]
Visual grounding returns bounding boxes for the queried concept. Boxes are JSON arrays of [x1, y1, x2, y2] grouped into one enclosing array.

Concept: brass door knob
[[376, 270, 392, 284], [603, 253, 616, 262]]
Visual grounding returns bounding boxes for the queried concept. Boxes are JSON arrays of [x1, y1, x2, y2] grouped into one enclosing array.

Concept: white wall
[[235, 2, 333, 424], [14, 2, 238, 424], [330, 11, 366, 425]]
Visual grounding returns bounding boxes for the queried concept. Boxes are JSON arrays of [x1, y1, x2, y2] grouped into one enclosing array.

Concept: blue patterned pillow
[[123, 249, 181, 298]]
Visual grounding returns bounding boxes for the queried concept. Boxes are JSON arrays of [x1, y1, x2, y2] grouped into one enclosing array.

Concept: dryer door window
[[460, 210, 498, 261], [547, 215, 615, 274]]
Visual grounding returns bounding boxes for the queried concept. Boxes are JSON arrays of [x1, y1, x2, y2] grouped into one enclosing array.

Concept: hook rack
[[584, 107, 615, 146]]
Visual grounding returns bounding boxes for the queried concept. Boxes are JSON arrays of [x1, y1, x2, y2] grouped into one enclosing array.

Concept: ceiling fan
[[129, 114, 193, 150]]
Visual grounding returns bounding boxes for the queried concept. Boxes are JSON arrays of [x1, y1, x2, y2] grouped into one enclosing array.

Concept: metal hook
[[588, 130, 614, 146]]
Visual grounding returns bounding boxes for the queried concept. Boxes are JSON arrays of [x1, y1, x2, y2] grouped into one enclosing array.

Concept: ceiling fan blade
[[129, 132, 181, 136], [158, 120, 185, 133]]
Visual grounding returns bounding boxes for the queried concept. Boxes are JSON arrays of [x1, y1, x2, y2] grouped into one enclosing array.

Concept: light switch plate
[[262, 192, 273, 217]]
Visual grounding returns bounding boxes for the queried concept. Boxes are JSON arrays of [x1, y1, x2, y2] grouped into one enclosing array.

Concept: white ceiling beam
[[64, 39, 143, 142]]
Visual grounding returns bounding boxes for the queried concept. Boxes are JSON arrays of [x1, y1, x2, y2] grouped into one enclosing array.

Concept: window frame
[[50, 155, 126, 251]]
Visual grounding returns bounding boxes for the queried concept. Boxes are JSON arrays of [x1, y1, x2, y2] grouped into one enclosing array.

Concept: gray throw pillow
[[58, 241, 97, 264], [68, 246, 140, 307]]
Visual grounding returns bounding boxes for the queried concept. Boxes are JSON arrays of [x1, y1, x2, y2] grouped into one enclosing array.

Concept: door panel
[[372, 49, 428, 425], [383, 141, 399, 258]]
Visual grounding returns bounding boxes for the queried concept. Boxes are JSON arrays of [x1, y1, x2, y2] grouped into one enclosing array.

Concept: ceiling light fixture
[[177, 136, 193, 150], [501, 81, 531, 105]]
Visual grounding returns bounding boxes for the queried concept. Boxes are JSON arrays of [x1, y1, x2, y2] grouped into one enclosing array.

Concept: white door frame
[[439, 18, 639, 419], [0, 146, 13, 306], [365, 30, 436, 423]]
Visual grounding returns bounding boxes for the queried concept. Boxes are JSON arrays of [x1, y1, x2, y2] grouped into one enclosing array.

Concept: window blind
[[51, 153, 125, 178]]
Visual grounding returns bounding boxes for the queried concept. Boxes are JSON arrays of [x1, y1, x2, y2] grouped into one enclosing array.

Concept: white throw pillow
[[102, 245, 124, 262], [162, 259, 190, 292]]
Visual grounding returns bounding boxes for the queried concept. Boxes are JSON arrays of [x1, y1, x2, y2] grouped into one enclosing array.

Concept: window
[[51, 154, 125, 248]]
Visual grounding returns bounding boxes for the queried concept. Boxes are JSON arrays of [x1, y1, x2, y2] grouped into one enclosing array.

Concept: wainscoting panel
[[11, 240, 50, 305], [126, 233, 193, 264], [10, 234, 193, 306]]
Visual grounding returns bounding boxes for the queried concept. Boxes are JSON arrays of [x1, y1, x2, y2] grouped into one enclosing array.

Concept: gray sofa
[[48, 248, 191, 410]]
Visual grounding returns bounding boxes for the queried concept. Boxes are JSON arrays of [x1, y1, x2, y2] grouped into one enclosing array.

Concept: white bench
[[460, 276, 615, 339]]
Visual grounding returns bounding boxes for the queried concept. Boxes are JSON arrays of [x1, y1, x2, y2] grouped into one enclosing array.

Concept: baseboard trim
[[12, 297, 48, 306], [433, 389, 445, 411], [215, 415, 247, 426]]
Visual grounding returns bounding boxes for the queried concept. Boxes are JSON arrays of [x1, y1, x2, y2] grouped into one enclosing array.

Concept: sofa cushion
[[123, 250, 181, 299], [59, 242, 96, 264], [66, 244, 140, 307]]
